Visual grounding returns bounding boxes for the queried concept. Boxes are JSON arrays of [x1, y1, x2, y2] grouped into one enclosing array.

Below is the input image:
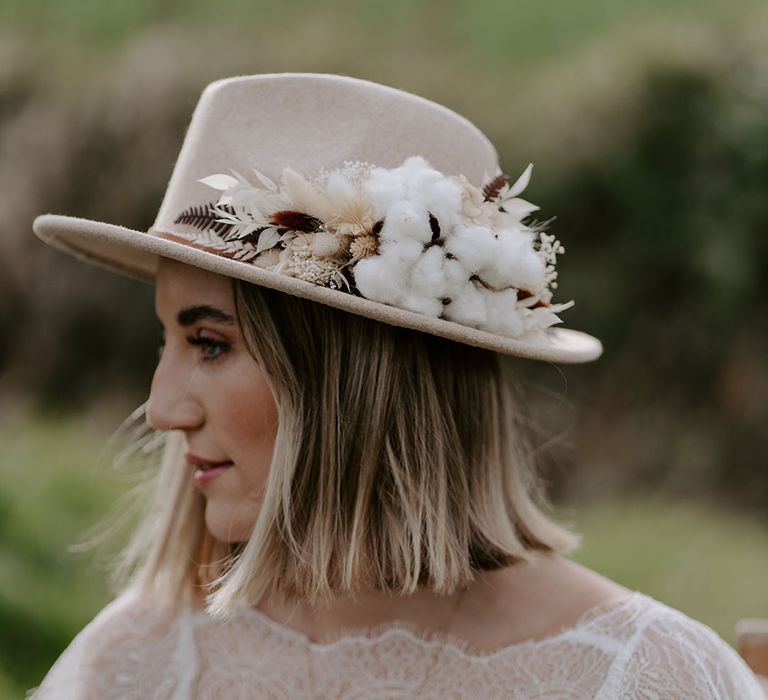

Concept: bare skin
[[148, 258, 278, 542], [149, 257, 632, 652], [256, 552, 633, 652]]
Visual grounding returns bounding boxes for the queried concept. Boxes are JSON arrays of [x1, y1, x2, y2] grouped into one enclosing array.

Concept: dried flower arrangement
[[172, 156, 574, 338]]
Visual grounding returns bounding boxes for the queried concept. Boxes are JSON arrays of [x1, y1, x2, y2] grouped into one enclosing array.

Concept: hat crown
[[153, 73, 499, 235]]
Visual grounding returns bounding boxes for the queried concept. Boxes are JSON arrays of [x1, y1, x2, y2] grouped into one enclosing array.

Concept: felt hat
[[32, 72, 602, 363]]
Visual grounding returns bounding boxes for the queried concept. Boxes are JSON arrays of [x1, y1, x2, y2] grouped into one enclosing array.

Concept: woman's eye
[[186, 333, 231, 363]]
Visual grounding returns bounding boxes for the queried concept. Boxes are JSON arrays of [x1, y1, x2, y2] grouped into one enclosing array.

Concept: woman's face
[[147, 257, 278, 543]]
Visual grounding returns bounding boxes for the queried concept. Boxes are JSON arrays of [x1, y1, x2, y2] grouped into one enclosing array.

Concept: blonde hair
[[105, 278, 580, 617]]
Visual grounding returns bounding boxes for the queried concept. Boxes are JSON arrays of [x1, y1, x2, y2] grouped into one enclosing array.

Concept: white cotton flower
[[482, 228, 545, 291], [399, 291, 444, 317], [442, 278, 488, 327], [408, 246, 450, 300], [354, 237, 449, 317], [378, 201, 434, 245], [444, 224, 497, 273], [353, 246, 410, 305], [443, 257, 471, 287], [477, 287, 525, 337], [365, 156, 463, 230], [377, 238, 424, 268]]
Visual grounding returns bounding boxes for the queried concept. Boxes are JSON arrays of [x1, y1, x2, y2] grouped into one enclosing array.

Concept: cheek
[[225, 375, 279, 485]]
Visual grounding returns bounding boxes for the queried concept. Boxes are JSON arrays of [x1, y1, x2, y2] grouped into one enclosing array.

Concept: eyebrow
[[176, 305, 236, 327]]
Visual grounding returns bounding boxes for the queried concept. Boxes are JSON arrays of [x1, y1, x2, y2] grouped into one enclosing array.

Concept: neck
[[257, 586, 474, 642]]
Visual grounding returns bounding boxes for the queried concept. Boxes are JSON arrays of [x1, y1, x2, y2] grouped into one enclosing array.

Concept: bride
[[28, 72, 764, 698]]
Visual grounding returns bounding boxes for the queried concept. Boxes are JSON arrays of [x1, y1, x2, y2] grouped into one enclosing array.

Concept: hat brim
[[33, 214, 603, 363]]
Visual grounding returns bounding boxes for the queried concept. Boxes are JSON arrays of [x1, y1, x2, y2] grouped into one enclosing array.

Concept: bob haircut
[[105, 277, 580, 618]]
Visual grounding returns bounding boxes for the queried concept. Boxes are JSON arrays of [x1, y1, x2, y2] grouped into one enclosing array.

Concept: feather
[[270, 210, 322, 233], [482, 174, 511, 202], [280, 167, 333, 220]]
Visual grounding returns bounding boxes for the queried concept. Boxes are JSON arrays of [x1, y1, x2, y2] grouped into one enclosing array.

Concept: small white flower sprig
[[172, 156, 575, 338]]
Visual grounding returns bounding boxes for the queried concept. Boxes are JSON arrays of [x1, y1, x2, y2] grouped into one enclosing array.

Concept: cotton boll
[[442, 279, 488, 327], [483, 229, 545, 290], [509, 245, 546, 291], [443, 257, 473, 287], [444, 225, 498, 273], [409, 246, 450, 299], [366, 166, 409, 219], [398, 292, 444, 318], [365, 156, 462, 228], [356, 243, 443, 318], [353, 254, 404, 305], [379, 201, 433, 245], [354, 237, 422, 304], [478, 287, 525, 337], [377, 238, 424, 269], [406, 168, 463, 228]]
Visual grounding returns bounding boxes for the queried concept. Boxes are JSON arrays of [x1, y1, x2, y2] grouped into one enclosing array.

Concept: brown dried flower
[[349, 233, 380, 260]]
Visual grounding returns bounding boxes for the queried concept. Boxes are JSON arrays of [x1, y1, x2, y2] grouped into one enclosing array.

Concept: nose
[[146, 353, 205, 432]]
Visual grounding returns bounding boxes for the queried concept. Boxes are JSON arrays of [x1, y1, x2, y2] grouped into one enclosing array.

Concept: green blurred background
[[1, 0, 767, 696]]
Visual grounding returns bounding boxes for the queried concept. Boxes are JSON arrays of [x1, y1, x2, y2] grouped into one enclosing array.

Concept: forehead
[[154, 257, 234, 312]]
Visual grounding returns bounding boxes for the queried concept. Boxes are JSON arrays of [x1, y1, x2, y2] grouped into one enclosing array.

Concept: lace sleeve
[[609, 604, 767, 699], [24, 588, 186, 700]]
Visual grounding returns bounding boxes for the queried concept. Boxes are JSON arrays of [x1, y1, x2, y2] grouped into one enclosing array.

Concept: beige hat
[[32, 72, 602, 363]]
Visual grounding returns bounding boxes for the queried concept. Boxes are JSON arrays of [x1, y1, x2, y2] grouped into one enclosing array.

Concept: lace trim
[[188, 590, 646, 661]]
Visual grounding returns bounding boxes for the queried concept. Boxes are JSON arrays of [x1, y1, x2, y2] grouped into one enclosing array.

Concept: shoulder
[[26, 588, 183, 700], [463, 554, 634, 648], [611, 595, 765, 699], [59, 586, 181, 669]]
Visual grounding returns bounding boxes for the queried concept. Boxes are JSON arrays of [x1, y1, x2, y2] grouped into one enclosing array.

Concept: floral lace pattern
[[27, 589, 765, 699]]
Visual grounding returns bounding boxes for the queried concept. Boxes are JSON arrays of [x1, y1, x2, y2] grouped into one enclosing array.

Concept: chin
[[204, 502, 255, 544]]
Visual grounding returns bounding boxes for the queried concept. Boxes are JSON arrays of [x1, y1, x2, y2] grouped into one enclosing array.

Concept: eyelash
[[157, 332, 231, 363], [188, 333, 231, 362]]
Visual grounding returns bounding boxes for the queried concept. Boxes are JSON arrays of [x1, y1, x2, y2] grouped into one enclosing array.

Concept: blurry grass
[[0, 409, 127, 699], [570, 496, 768, 646], [0, 0, 765, 60], [2, 411, 767, 696]]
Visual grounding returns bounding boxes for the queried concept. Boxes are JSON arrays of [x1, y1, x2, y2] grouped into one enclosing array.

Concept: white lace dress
[[26, 587, 765, 699]]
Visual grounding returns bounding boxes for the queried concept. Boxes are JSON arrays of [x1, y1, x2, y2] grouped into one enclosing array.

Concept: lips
[[186, 452, 234, 470], [197, 461, 234, 471]]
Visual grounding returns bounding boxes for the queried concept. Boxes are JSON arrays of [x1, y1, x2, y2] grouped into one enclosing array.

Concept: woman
[[28, 73, 764, 698]]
